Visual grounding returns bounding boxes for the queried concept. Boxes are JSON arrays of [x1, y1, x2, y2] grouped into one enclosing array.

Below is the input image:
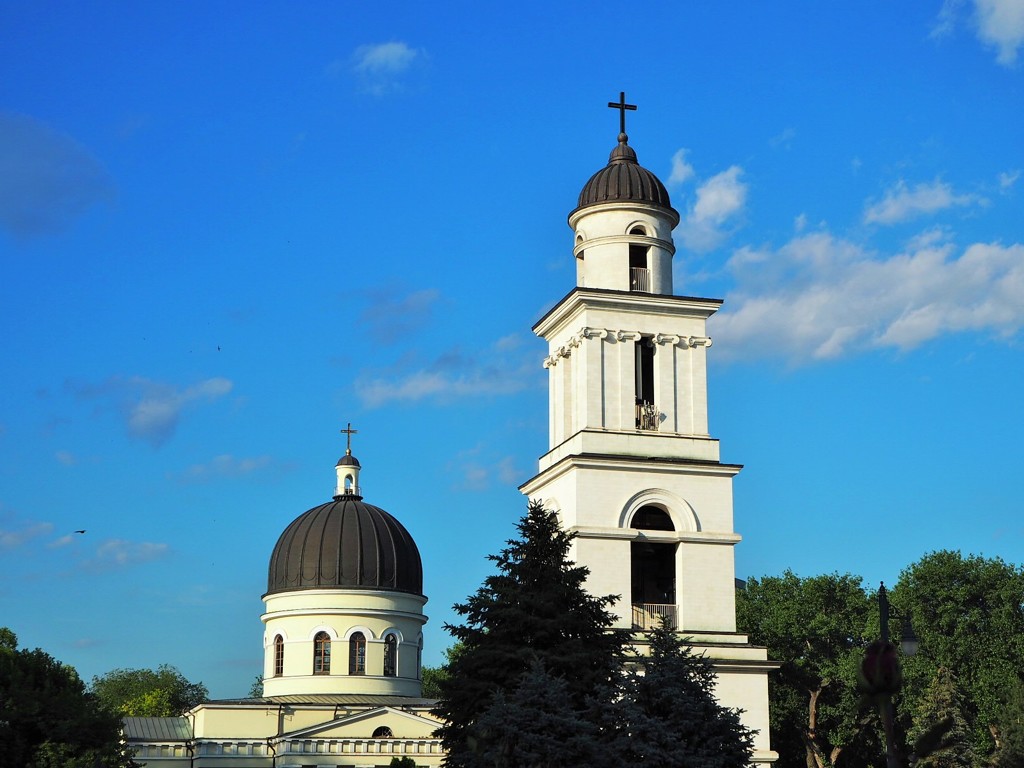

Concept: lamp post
[[860, 582, 917, 768]]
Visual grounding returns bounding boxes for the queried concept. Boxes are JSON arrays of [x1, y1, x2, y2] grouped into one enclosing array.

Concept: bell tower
[[520, 94, 777, 764]]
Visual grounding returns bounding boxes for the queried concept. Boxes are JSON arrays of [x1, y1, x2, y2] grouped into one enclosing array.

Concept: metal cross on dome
[[340, 422, 358, 454], [608, 91, 637, 135]]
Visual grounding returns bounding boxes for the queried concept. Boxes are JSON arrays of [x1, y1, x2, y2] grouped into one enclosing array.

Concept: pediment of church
[[279, 706, 440, 741]]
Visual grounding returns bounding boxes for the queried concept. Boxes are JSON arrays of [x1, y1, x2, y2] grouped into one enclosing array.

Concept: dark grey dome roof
[[575, 133, 676, 216], [267, 496, 423, 596], [337, 453, 360, 468]]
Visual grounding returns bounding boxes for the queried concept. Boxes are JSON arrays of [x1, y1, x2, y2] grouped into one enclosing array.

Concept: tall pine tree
[[613, 619, 755, 768], [433, 500, 627, 767]]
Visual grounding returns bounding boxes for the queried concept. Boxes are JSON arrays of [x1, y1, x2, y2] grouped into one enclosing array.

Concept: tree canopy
[[90, 664, 208, 717], [435, 500, 754, 768], [434, 500, 627, 766], [736, 570, 877, 768], [895, 550, 1024, 762], [0, 627, 137, 768], [615, 619, 755, 767]]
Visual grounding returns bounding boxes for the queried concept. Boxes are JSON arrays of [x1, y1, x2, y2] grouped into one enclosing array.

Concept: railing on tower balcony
[[630, 267, 651, 293], [635, 401, 659, 431], [632, 603, 678, 630]]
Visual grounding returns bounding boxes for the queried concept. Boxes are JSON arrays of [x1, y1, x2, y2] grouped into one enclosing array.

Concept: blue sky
[[2, 1, 1023, 699]]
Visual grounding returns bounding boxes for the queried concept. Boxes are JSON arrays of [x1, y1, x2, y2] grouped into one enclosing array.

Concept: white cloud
[[0, 112, 114, 237], [359, 288, 440, 342], [999, 170, 1021, 190], [675, 166, 748, 252], [355, 338, 540, 408], [55, 449, 77, 466], [448, 448, 520, 491], [711, 231, 1024, 363], [173, 454, 285, 484], [794, 213, 808, 233], [81, 538, 169, 572], [342, 42, 426, 95], [353, 42, 419, 74], [769, 127, 796, 149], [73, 376, 233, 448], [976, 0, 1024, 65], [863, 179, 981, 225], [932, 0, 1024, 66], [0, 521, 54, 550], [668, 149, 694, 186]]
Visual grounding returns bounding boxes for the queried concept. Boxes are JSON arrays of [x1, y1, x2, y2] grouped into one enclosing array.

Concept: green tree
[[994, 679, 1024, 768], [421, 642, 464, 700], [615, 619, 755, 767], [91, 664, 208, 716], [469, 658, 604, 768], [908, 667, 973, 768], [389, 758, 417, 767], [895, 551, 1024, 761], [0, 627, 138, 768], [736, 571, 877, 768], [433, 500, 628, 768], [248, 674, 264, 698]]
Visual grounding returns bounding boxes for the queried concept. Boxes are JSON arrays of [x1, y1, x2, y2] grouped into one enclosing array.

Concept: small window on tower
[[384, 634, 397, 677], [273, 634, 284, 677], [635, 337, 656, 429], [313, 632, 331, 675], [349, 632, 366, 675], [629, 243, 650, 292]]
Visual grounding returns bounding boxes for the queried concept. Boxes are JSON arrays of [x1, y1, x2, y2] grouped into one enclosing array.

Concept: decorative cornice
[[544, 327, 712, 365]]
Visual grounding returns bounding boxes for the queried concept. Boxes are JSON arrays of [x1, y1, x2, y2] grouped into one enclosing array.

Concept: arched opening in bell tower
[[629, 226, 650, 292], [630, 505, 676, 630]]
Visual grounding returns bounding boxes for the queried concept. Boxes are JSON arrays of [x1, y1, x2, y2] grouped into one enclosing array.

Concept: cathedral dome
[[574, 133, 676, 216], [266, 494, 423, 597]]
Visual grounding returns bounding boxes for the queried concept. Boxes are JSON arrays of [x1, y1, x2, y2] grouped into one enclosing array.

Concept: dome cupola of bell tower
[[570, 93, 679, 295]]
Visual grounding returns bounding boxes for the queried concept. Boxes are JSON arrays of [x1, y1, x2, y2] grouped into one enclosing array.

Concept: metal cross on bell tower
[[608, 91, 637, 135]]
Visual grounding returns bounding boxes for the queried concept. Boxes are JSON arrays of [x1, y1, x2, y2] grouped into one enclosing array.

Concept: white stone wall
[[261, 588, 427, 698]]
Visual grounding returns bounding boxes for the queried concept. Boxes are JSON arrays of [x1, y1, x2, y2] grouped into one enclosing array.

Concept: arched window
[[372, 726, 394, 739], [344, 474, 353, 492], [273, 635, 284, 677], [349, 632, 366, 675], [629, 226, 650, 292], [383, 634, 397, 677], [631, 505, 674, 531], [313, 632, 331, 675]]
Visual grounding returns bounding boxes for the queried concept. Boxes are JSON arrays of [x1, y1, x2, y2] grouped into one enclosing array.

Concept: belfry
[[520, 93, 777, 764]]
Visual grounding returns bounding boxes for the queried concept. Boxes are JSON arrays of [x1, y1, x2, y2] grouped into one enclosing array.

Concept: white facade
[[261, 588, 427, 698], [521, 142, 778, 764]]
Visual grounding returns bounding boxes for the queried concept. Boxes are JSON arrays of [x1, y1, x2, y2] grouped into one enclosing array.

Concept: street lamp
[[878, 582, 918, 657], [860, 582, 918, 768]]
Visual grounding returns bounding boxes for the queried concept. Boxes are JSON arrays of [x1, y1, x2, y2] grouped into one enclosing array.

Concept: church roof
[[266, 495, 423, 596], [574, 132, 676, 216], [122, 716, 192, 741]]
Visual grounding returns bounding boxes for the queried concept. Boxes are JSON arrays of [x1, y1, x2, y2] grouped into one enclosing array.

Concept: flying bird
[[74, 530, 86, 534]]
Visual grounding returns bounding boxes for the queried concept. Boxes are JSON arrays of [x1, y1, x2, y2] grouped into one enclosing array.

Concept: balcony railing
[[635, 401, 659, 431], [630, 267, 651, 292], [632, 603, 678, 630]]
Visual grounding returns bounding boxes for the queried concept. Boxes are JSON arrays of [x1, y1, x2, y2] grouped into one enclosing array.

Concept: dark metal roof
[[336, 453, 360, 467], [267, 496, 423, 596], [122, 717, 192, 741], [574, 133, 676, 216]]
